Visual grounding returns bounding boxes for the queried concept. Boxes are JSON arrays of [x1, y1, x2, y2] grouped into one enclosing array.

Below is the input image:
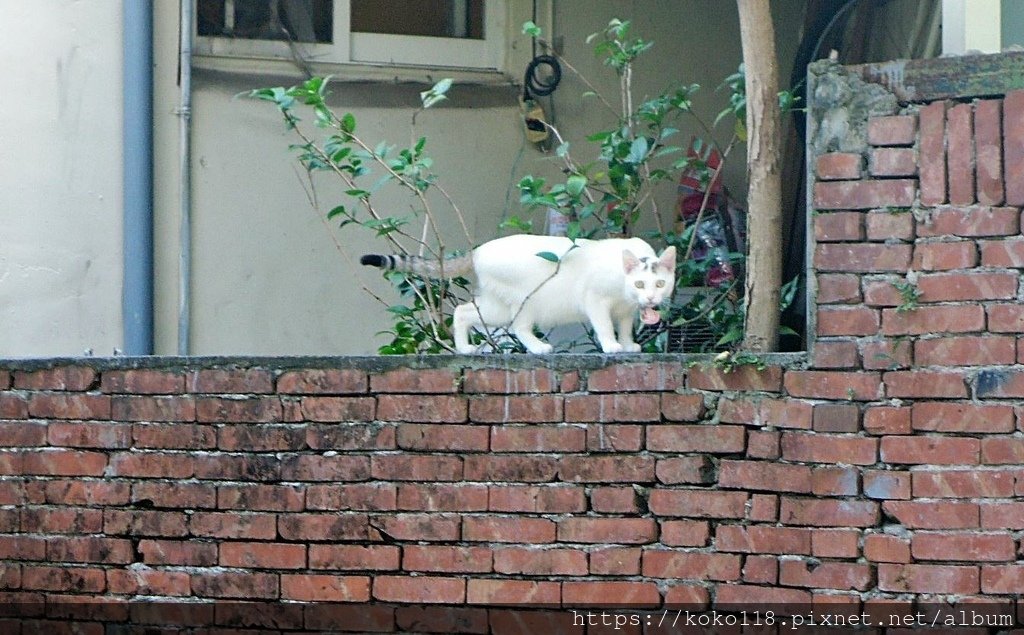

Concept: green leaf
[[327, 205, 347, 220], [420, 78, 453, 109], [626, 136, 649, 164], [535, 251, 560, 263], [340, 113, 356, 134], [522, 20, 541, 37], [565, 174, 587, 197]]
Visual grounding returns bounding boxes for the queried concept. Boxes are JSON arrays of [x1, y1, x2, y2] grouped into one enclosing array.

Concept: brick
[[989, 304, 1024, 332], [493, 548, 587, 576], [196, 396, 282, 423], [813, 179, 916, 210], [648, 490, 747, 519], [589, 547, 641, 574], [469, 395, 562, 422], [559, 455, 655, 483], [488, 485, 585, 513], [911, 402, 1015, 433], [374, 513, 460, 542], [110, 395, 193, 422], [220, 542, 306, 569], [868, 115, 917, 146], [784, 370, 880, 400], [814, 243, 912, 272], [46, 537, 133, 564], [561, 581, 659, 607], [564, 393, 660, 422], [866, 209, 914, 240], [882, 500, 979, 528], [981, 502, 1024, 529], [715, 525, 809, 554], [864, 534, 910, 563], [812, 403, 860, 432], [862, 278, 904, 307], [947, 102, 975, 204], [976, 368, 1024, 398], [396, 423, 488, 451], [556, 518, 656, 544], [715, 583, 811, 605], [137, 539, 217, 566], [780, 560, 871, 591], [0, 421, 44, 447], [717, 396, 757, 423], [104, 509, 188, 537], [191, 571, 279, 599], [814, 211, 864, 241], [282, 454, 372, 481], [463, 455, 556, 482], [982, 565, 1024, 593], [863, 470, 910, 499], [811, 341, 859, 369], [641, 551, 741, 581], [15, 367, 96, 391], [912, 240, 977, 270], [371, 368, 459, 393], [880, 436, 979, 465], [912, 532, 1015, 561], [916, 271, 1017, 302], [656, 455, 715, 485], [277, 368, 367, 394], [404, 545, 492, 573], [376, 395, 466, 422], [884, 370, 968, 398], [717, 460, 811, 493], [467, 579, 559, 605], [309, 545, 400, 571], [914, 335, 1016, 366], [916, 206, 1019, 237], [870, 148, 917, 177], [586, 424, 643, 452], [878, 563, 978, 595], [981, 236, 1024, 266], [981, 436, 1024, 464], [188, 367, 274, 393], [463, 368, 556, 393], [489, 426, 581, 450], [660, 393, 705, 421], [102, 370, 183, 394], [780, 432, 876, 465], [747, 430, 780, 459], [760, 398, 815, 430], [133, 482, 217, 509], [193, 454, 281, 481], [44, 480, 130, 506], [913, 470, 1013, 498], [395, 607, 483, 634], [0, 393, 28, 419], [46, 421, 130, 449], [371, 455, 462, 482], [397, 483, 488, 511], [22, 449, 107, 476], [217, 483, 304, 511], [189, 512, 277, 539], [278, 513, 367, 541], [687, 364, 783, 392], [812, 465, 859, 496], [1004, 89, 1024, 205], [307, 423, 394, 450], [24, 507, 102, 534], [463, 517, 555, 543], [587, 363, 681, 392], [861, 338, 912, 370], [29, 393, 111, 420], [815, 152, 862, 180], [742, 555, 778, 584], [107, 569, 191, 596], [21, 566, 105, 593], [305, 483, 393, 514], [779, 498, 879, 527], [646, 424, 745, 453], [816, 273, 861, 304], [975, 99, 1004, 205], [281, 574, 370, 602], [660, 520, 710, 547], [816, 306, 879, 336], [882, 304, 985, 335], [811, 529, 860, 558], [750, 495, 781, 522], [918, 100, 948, 205], [309, 605, 395, 632], [132, 423, 215, 449]]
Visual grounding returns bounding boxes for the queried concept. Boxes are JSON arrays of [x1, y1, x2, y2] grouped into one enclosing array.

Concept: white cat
[[361, 235, 676, 354]]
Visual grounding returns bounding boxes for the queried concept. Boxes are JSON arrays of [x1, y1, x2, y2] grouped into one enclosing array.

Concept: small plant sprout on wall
[[250, 17, 799, 355]]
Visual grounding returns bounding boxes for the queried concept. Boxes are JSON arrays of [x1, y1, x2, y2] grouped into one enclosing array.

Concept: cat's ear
[[622, 249, 641, 274], [658, 246, 677, 272]]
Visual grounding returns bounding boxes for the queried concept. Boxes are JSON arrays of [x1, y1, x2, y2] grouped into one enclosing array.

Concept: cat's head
[[622, 246, 676, 325]]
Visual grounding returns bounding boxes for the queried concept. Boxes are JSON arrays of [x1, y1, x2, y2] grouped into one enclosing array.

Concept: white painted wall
[[0, 0, 124, 357]]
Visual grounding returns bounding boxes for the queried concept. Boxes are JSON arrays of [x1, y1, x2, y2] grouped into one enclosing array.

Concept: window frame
[[194, 0, 507, 73]]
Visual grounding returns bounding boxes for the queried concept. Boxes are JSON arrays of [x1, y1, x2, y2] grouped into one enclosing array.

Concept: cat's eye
[[656, 280, 666, 288], [634, 281, 645, 289]]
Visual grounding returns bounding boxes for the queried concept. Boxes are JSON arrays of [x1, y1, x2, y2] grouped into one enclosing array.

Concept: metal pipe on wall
[[177, 0, 194, 356], [122, 0, 155, 355]]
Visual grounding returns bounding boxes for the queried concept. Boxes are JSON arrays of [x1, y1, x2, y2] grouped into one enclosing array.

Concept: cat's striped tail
[[359, 252, 474, 279]]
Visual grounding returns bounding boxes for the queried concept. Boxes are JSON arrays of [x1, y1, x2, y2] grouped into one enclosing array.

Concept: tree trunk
[[737, 0, 783, 352]]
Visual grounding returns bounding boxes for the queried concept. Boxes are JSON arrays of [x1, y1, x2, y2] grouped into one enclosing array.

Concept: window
[[195, 0, 505, 72]]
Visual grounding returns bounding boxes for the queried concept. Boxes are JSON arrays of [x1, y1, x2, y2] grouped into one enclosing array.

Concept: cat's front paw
[[601, 342, 624, 353], [526, 342, 554, 355], [621, 342, 641, 353]]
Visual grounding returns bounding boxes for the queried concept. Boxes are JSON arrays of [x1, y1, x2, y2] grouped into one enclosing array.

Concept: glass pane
[[197, 0, 333, 43], [351, 0, 485, 39]]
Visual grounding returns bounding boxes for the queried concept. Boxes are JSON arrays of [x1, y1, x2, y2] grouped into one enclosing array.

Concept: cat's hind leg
[[453, 298, 507, 354], [510, 310, 553, 354]]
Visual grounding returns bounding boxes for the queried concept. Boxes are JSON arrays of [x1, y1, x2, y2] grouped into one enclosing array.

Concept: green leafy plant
[[894, 279, 922, 313]]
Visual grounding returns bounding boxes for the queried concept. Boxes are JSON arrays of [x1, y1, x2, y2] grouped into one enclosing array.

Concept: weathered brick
[[861, 339, 912, 370], [587, 363, 681, 392], [913, 470, 1014, 498], [196, 396, 282, 423], [981, 502, 1024, 529], [281, 454, 371, 481], [742, 555, 778, 584], [23, 450, 107, 477], [463, 517, 555, 543], [15, 367, 96, 391], [278, 513, 368, 541], [589, 547, 642, 574], [814, 243, 912, 272], [866, 209, 914, 241], [916, 206, 1019, 237], [464, 455, 557, 482], [559, 455, 655, 483], [811, 341, 859, 369], [30, 393, 111, 420], [868, 115, 917, 146], [220, 542, 307, 569], [659, 520, 710, 547], [779, 498, 879, 527], [813, 179, 916, 210], [656, 455, 715, 485], [404, 545, 492, 573], [641, 551, 741, 580], [881, 436, 979, 465], [660, 393, 705, 421], [488, 485, 585, 513], [46, 537, 134, 564], [861, 278, 904, 307], [746, 430, 780, 459], [717, 460, 811, 493], [47, 422, 130, 449], [110, 395, 193, 422], [370, 368, 460, 393], [980, 436, 1024, 464], [816, 306, 879, 336], [982, 565, 1024, 593], [864, 534, 910, 563], [376, 395, 467, 423], [916, 271, 1017, 302], [309, 545, 400, 571], [780, 559, 871, 591], [586, 424, 643, 452], [561, 581, 658, 607], [812, 467, 860, 496], [307, 423, 394, 450], [878, 564, 978, 594], [564, 393, 660, 422], [463, 369, 555, 393], [217, 483, 304, 511], [189, 511, 277, 540], [814, 211, 864, 242], [281, 574, 370, 602], [882, 500, 979, 528], [21, 566, 105, 593], [556, 517, 656, 544], [396, 483, 488, 511], [44, 480, 130, 506], [188, 367, 274, 393], [589, 487, 642, 514], [947, 102, 975, 204], [815, 152, 862, 180], [493, 548, 586, 576], [870, 148, 917, 177], [863, 470, 910, 500], [989, 303, 1024, 332], [816, 273, 861, 304], [714, 525, 810, 554], [397, 423, 489, 451], [1003, 89, 1024, 205], [374, 513, 460, 542], [781, 432, 877, 465], [648, 490, 748, 519], [133, 481, 217, 509], [193, 454, 280, 481], [784, 371, 881, 400], [132, 423, 216, 449], [912, 532, 1015, 562], [811, 529, 860, 558], [911, 402, 1014, 433], [914, 335, 1016, 366], [469, 395, 563, 423], [918, 100, 948, 205], [371, 455, 462, 482], [912, 240, 977, 270], [305, 483, 396, 511], [137, 539, 217, 566], [646, 425, 745, 453], [975, 99, 1004, 205], [467, 579, 559, 605], [884, 370, 968, 398], [980, 236, 1024, 266], [882, 304, 985, 335], [812, 403, 860, 432], [277, 369, 367, 394], [976, 368, 1024, 398], [687, 364, 783, 392]]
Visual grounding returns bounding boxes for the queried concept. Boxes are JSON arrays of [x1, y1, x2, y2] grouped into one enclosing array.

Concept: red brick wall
[[3, 82, 1024, 630]]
